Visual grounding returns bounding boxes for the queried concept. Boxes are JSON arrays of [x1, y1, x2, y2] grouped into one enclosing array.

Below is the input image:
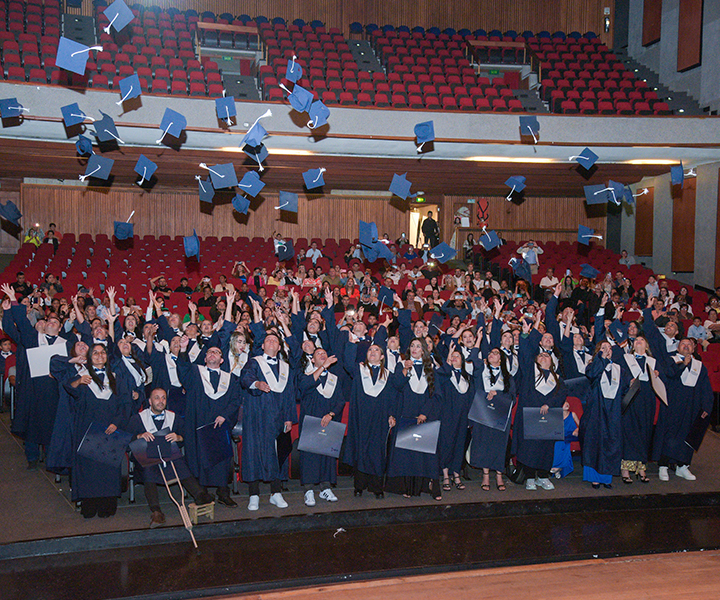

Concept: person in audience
[[150, 276, 172, 299], [619, 250, 635, 267], [23, 227, 42, 247], [197, 286, 216, 308], [43, 229, 59, 253], [539, 268, 559, 296], [39, 274, 63, 297], [516, 240, 544, 275], [421, 211, 440, 248], [306, 242, 323, 265], [174, 277, 194, 295], [462, 233, 475, 261], [214, 274, 235, 294], [645, 276, 660, 299], [403, 245, 419, 260], [11, 271, 33, 298]]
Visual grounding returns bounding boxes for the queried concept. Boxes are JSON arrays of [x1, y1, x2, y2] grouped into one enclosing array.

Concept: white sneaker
[[536, 478, 555, 490], [525, 478, 537, 490], [658, 466, 669, 481], [248, 495, 259, 511], [269, 492, 288, 508], [675, 465, 697, 480], [304, 490, 316, 507], [319, 488, 338, 502]]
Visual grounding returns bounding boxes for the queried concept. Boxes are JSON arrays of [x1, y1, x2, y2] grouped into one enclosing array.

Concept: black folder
[[129, 428, 183, 467], [522, 407, 564, 440], [395, 419, 441, 454], [196, 421, 233, 467], [621, 378, 641, 414], [297, 415, 346, 458], [77, 422, 132, 467], [468, 390, 513, 431], [685, 411, 711, 452]]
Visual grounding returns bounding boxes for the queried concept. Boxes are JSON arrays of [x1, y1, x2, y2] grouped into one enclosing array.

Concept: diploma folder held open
[[297, 415, 346, 458], [394, 419, 441, 454], [522, 407, 564, 440], [468, 391, 513, 431], [77, 422, 132, 467]]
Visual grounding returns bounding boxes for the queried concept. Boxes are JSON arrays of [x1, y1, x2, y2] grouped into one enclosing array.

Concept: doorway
[[409, 204, 440, 249]]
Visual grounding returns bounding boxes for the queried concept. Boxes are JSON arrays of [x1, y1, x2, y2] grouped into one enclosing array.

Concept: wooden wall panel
[[672, 177, 696, 272], [635, 186, 654, 256], [677, 0, 703, 72], [0, 190, 21, 254], [442, 195, 606, 246], [19, 184, 409, 242], [642, 0, 662, 46], [73, 0, 605, 36]]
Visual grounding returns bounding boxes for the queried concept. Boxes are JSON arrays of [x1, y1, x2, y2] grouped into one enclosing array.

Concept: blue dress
[[552, 413, 578, 477]]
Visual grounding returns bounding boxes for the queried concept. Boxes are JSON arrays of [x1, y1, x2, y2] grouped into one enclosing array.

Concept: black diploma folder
[[394, 419, 441, 454], [129, 428, 183, 467], [685, 411, 711, 452], [621, 378, 641, 414], [522, 407, 564, 440], [468, 391, 512, 431], [77, 422, 132, 467], [297, 415, 346, 458], [196, 421, 233, 467]]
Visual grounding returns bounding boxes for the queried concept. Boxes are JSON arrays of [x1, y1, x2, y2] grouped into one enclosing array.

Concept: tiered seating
[[529, 31, 671, 115], [0, 0, 61, 84]]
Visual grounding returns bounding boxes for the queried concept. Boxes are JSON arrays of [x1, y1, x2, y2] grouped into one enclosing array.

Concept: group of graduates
[[1, 261, 713, 525]]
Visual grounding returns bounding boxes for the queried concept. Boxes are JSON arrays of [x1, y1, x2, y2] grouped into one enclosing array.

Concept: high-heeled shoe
[[637, 473, 650, 483], [622, 476, 633, 484], [442, 477, 452, 492], [591, 483, 600, 489]]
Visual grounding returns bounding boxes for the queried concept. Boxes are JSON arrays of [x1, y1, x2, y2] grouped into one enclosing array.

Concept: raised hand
[[323, 355, 338, 369], [0, 283, 16, 303]]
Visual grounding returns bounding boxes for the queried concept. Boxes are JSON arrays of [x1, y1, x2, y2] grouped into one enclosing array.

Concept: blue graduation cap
[[375, 242, 393, 262], [184, 229, 200, 258], [103, 0, 134, 34], [75, 135, 94, 156], [509, 257, 532, 282], [113, 221, 134, 240], [480, 229, 501, 251], [276, 190, 298, 213], [157, 108, 186, 144], [519, 115, 539, 143], [134, 155, 157, 185], [622, 185, 636, 206], [428, 313, 445, 335], [505, 175, 526, 199], [240, 109, 272, 147], [583, 183, 614, 205], [609, 320, 629, 344], [288, 84, 314, 113], [196, 176, 215, 204], [277, 239, 295, 261], [578, 224, 602, 246], [117, 73, 141, 105], [55, 37, 102, 76], [307, 100, 330, 129], [430, 242, 457, 264], [359, 220, 379, 249], [608, 180, 625, 205], [199, 162, 238, 189], [580, 263, 600, 279], [243, 144, 269, 171], [570, 147, 598, 169], [671, 163, 684, 187], [61, 102, 89, 127], [302, 167, 326, 190], [80, 154, 114, 181], [389, 173, 415, 200], [231, 194, 251, 215], [0, 200, 22, 227], [378, 286, 394, 307], [237, 171, 265, 197], [215, 95, 236, 125], [0, 98, 28, 119], [94, 111, 124, 144], [285, 56, 303, 82], [414, 120, 434, 152]]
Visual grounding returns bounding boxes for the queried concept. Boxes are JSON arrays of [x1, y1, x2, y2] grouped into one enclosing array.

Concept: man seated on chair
[[128, 387, 214, 528]]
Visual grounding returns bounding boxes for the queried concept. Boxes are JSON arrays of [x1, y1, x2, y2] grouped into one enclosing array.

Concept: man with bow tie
[[177, 338, 242, 508], [128, 388, 214, 528], [1, 284, 75, 470]]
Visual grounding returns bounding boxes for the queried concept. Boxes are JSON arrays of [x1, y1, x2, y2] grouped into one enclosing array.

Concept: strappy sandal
[[442, 477, 452, 492], [453, 477, 466, 491]]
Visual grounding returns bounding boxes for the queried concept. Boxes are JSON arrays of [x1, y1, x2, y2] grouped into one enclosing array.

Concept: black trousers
[[248, 479, 281, 496], [354, 470, 383, 494], [144, 477, 205, 513], [81, 497, 117, 519], [520, 463, 550, 479], [658, 455, 688, 468]]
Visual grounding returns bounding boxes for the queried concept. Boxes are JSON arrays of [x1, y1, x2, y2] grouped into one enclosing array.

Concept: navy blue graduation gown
[[435, 363, 474, 473], [618, 353, 659, 463], [46, 356, 85, 474], [145, 346, 187, 417]]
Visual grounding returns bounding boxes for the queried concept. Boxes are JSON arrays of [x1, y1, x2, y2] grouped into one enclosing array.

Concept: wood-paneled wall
[[677, 0, 703, 72], [642, 0, 662, 46], [442, 195, 606, 246], [74, 0, 606, 36], [19, 184, 410, 242]]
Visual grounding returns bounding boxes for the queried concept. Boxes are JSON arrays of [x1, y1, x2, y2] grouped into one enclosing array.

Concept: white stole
[[449, 370, 469, 394], [573, 349, 590, 374], [38, 332, 64, 347], [164, 353, 181, 387], [534, 364, 557, 396], [254, 355, 289, 393], [674, 355, 701, 387], [317, 372, 338, 398], [188, 340, 202, 363], [89, 373, 112, 399], [600, 363, 621, 398], [230, 351, 248, 376], [386, 351, 399, 373], [197, 365, 232, 399], [408, 364, 428, 394], [359, 363, 388, 397], [482, 365, 505, 392], [139, 408, 176, 434], [624, 353, 655, 381], [502, 348, 519, 376], [122, 355, 146, 387], [661, 332, 679, 353]]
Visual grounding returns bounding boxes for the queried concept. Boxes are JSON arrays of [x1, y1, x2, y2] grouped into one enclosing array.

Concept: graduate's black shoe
[[603, 483, 613, 489], [150, 511, 166, 528], [374, 492, 384, 499], [216, 494, 238, 508], [26, 461, 38, 471], [196, 491, 215, 506], [354, 489, 363, 497]]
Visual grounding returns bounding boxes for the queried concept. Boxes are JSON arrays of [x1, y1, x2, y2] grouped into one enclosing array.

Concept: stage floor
[[1, 413, 720, 600]]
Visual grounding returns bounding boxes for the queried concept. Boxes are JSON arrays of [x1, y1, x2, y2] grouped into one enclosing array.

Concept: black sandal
[[442, 478, 452, 492], [637, 473, 650, 483], [481, 483, 491, 491], [496, 482, 506, 491], [453, 477, 466, 491], [622, 476, 633, 484]]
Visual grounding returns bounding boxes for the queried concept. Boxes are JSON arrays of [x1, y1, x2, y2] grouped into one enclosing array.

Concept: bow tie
[[202, 335, 212, 341], [152, 412, 165, 419], [576, 350, 585, 356], [1, 352, 10, 357], [125, 331, 136, 338], [370, 364, 380, 370], [319, 371, 328, 378], [390, 350, 400, 356], [170, 355, 178, 361], [412, 359, 423, 365], [95, 368, 106, 374], [94, 338, 106, 344], [265, 356, 278, 365]]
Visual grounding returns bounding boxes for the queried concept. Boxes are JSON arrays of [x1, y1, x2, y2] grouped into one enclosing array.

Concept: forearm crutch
[[158, 458, 198, 548]]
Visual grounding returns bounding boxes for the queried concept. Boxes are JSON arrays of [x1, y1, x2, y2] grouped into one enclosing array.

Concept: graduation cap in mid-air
[[608, 320, 629, 344], [277, 239, 295, 262], [0, 98, 28, 119], [79, 154, 114, 181], [580, 263, 600, 279], [359, 220, 379, 249], [671, 163, 684, 187], [414, 120, 434, 152], [583, 183, 615, 205], [287, 83, 314, 113], [430, 242, 457, 264], [607, 180, 625, 205], [117, 73, 141, 105], [569, 147, 598, 169], [0, 200, 22, 227], [55, 37, 103, 75], [184, 229, 200, 259], [378, 285, 394, 308], [75, 135, 94, 156], [113, 221, 134, 240], [479, 228, 502, 251], [505, 175, 526, 200], [307, 100, 330, 129], [578, 224, 603, 246], [240, 109, 272, 147], [276, 191, 298, 213], [103, 0, 134, 34], [157, 108, 187, 144], [231, 194, 251, 215], [519, 115, 540, 143], [61, 102, 91, 127], [134, 155, 157, 186], [389, 173, 415, 200], [94, 111, 124, 144], [428, 313, 445, 336], [285, 55, 303, 82], [302, 167, 326, 190], [215, 95, 236, 126], [199, 162, 238, 189], [243, 144, 269, 171], [237, 170, 265, 197], [195, 176, 215, 204], [509, 257, 532, 283]]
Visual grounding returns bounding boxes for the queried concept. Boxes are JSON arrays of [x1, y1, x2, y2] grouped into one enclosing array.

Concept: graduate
[[144, 326, 187, 417], [385, 337, 442, 500], [297, 348, 346, 506], [107, 309, 149, 412], [489, 300, 520, 378], [343, 341, 403, 498], [579, 341, 629, 489], [1, 283, 75, 469], [127, 388, 214, 528], [177, 337, 242, 508], [66, 343, 130, 518], [514, 320, 568, 491], [435, 342, 474, 491]]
